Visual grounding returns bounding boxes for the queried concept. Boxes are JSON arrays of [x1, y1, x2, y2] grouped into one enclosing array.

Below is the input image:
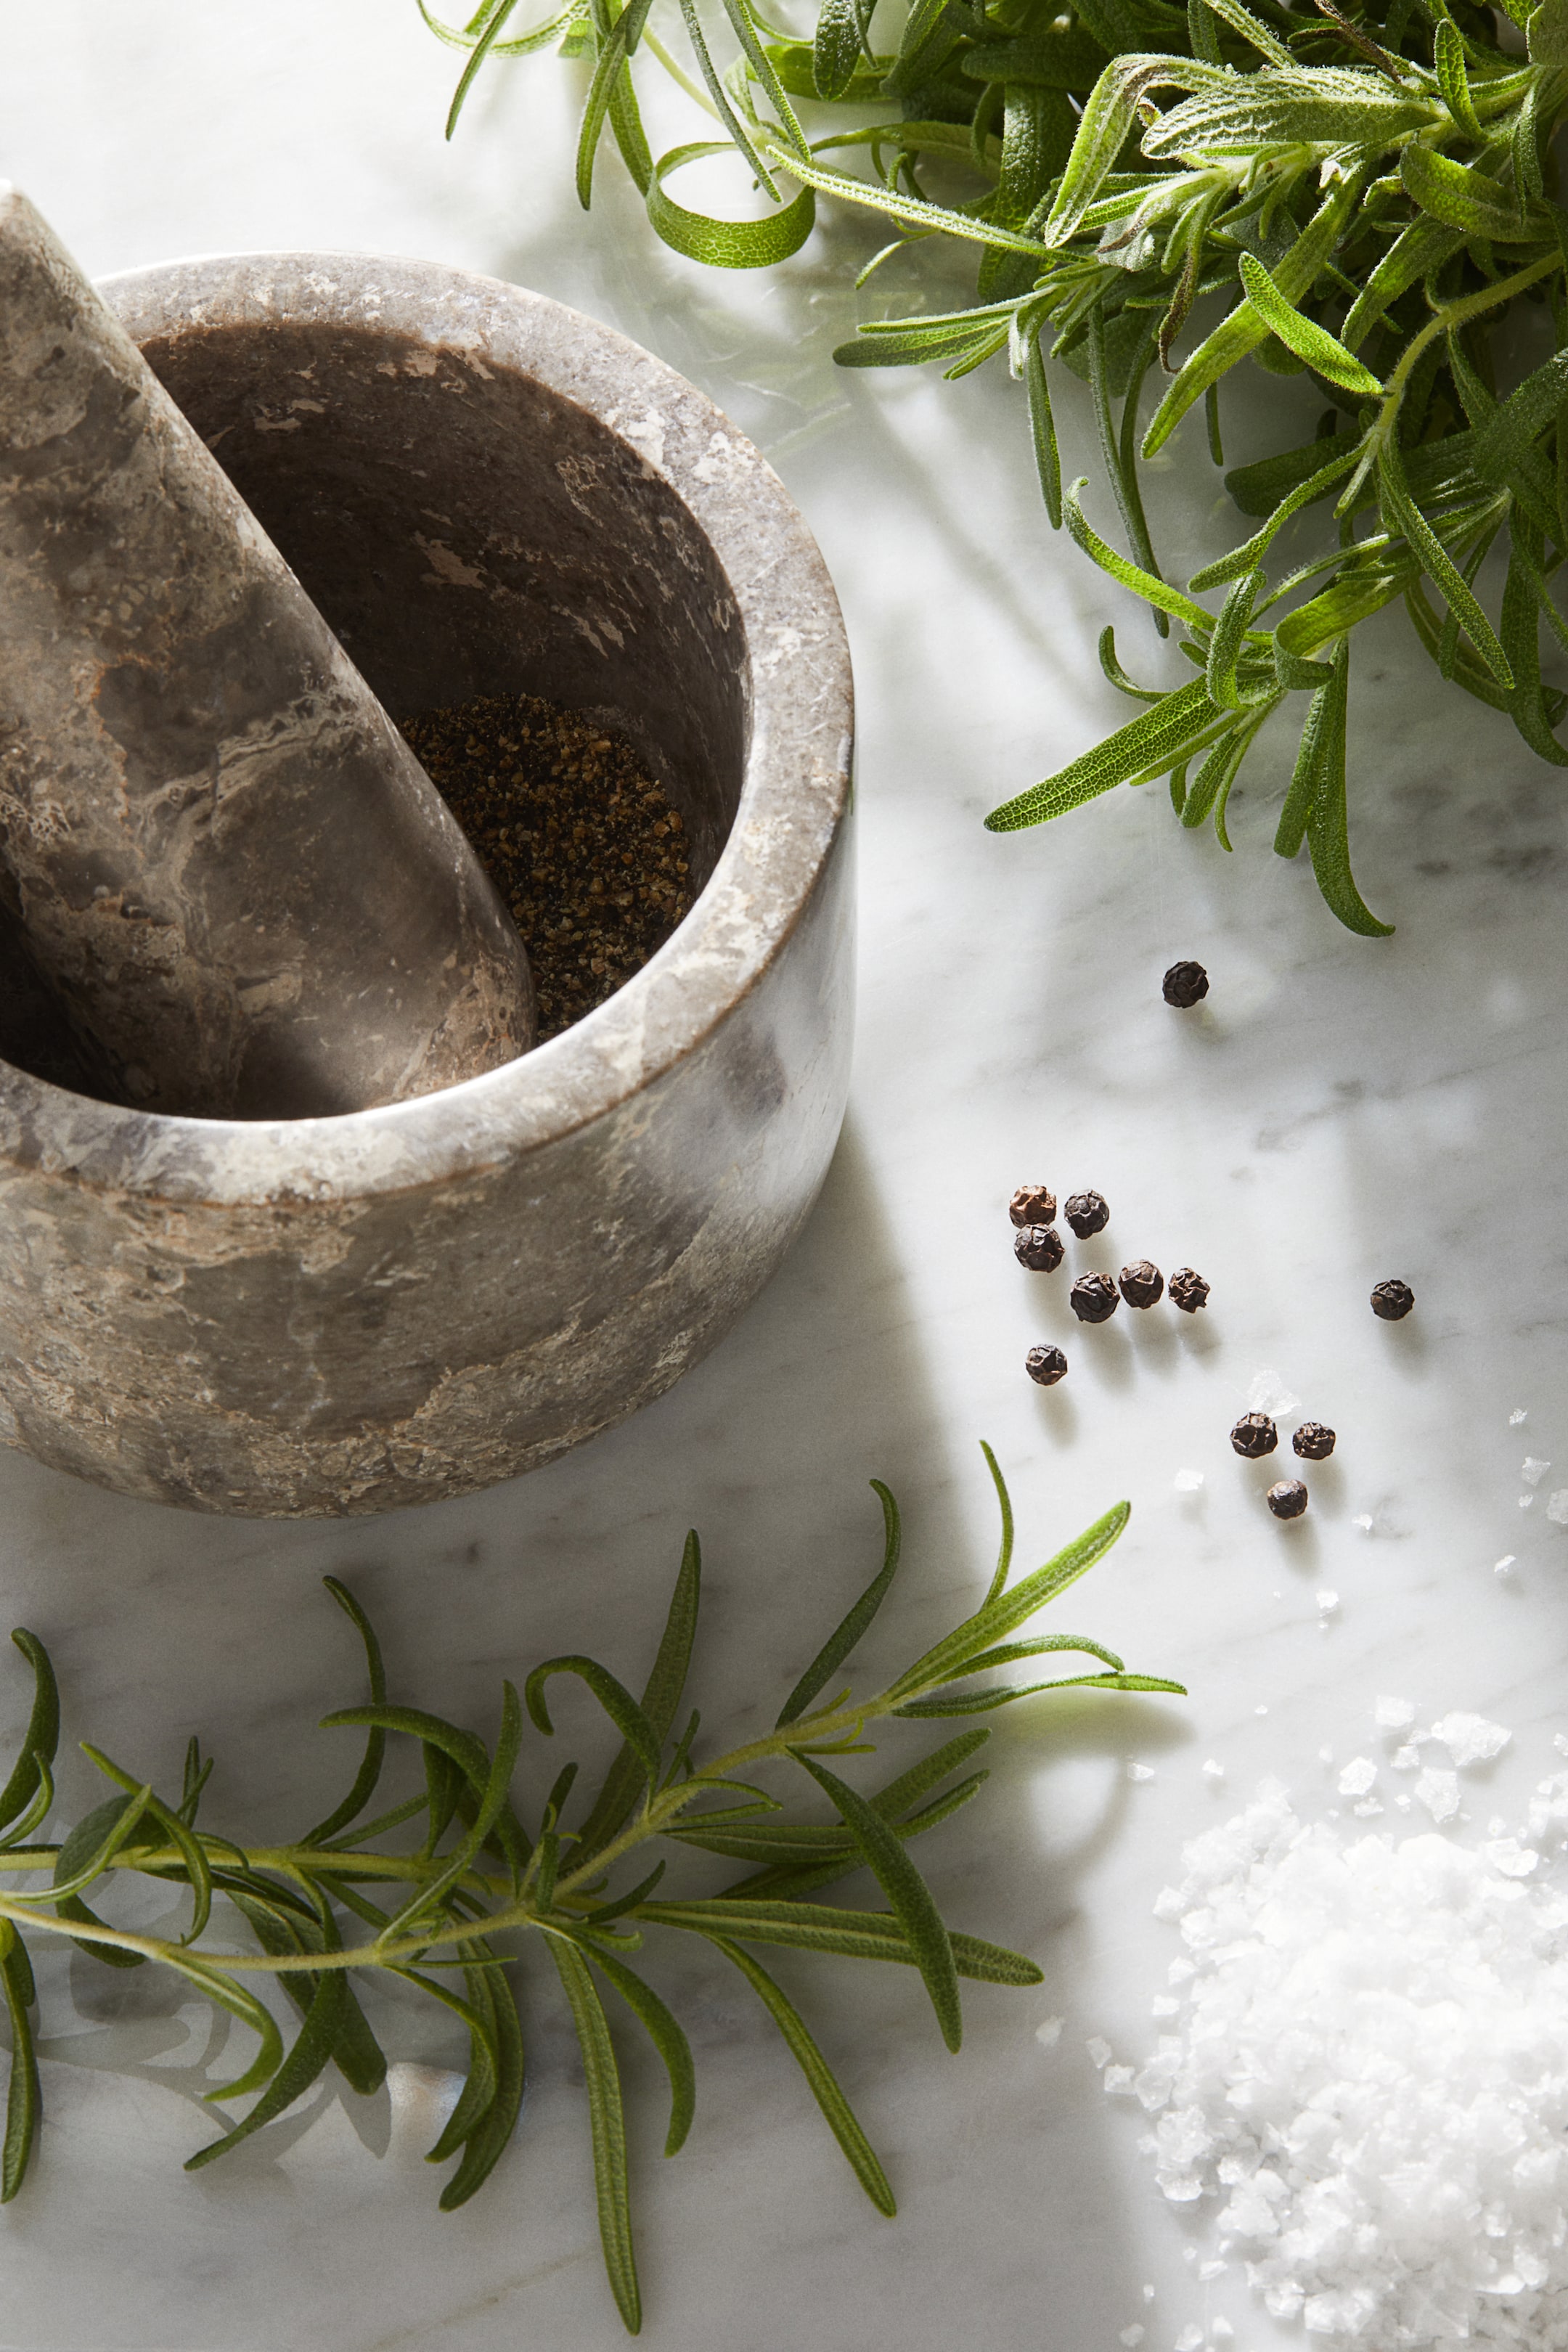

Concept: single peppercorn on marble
[[1371, 1279, 1415, 1320], [1231, 1413, 1278, 1458], [1162, 960, 1209, 1008], [1064, 1191, 1110, 1239], [1025, 1344, 1068, 1387], [1294, 1421, 1336, 1460], [1119, 1260, 1164, 1309], [1010, 1185, 1056, 1227], [1267, 1479, 1310, 1519], [1169, 1267, 1209, 1312], [1070, 1273, 1119, 1323], [1014, 1225, 1064, 1273]]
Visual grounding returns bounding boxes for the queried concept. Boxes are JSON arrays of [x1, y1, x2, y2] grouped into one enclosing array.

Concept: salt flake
[[1522, 1456, 1552, 1486], [1414, 1765, 1461, 1821], [1034, 2016, 1063, 2049], [1086, 2036, 1111, 2069], [1375, 1696, 1416, 1730], [1246, 1370, 1301, 1416], [1315, 1590, 1339, 1616], [1202, 1760, 1225, 1783], [1548, 1490, 1568, 1527], [1482, 1837, 1538, 1877], [1429, 1711, 1510, 1766], [1337, 1757, 1376, 1796], [1127, 1762, 1156, 1783], [1511, 1406, 1529, 1424], [1119, 2329, 1146, 2348], [1174, 1468, 1204, 1493]]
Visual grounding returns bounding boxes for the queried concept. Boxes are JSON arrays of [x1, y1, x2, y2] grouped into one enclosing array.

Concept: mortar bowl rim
[[0, 249, 852, 1211]]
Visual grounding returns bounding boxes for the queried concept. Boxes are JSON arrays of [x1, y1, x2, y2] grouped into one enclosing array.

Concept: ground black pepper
[[1267, 1479, 1309, 1519], [1010, 1185, 1056, 1226], [1015, 1225, 1064, 1273], [1119, 1259, 1164, 1309], [1169, 1267, 1210, 1313], [1293, 1421, 1336, 1461], [1231, 1412, 1278, 1458], [1026, 1343, 1068, 1387], [401, 692, 694, 1041], [1070, 1273, 1119, 1323], [1371, 1279, 1415, 1321], [1162, 960, 1209, 1008], [1064, 1191, 1110, 1239]]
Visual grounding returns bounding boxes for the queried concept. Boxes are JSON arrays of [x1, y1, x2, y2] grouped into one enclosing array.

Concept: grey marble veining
[[0, 11, 1566, 2352]]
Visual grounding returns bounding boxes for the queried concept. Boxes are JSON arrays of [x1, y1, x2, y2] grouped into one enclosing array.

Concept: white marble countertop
[[4, 12, 1568, 2348]]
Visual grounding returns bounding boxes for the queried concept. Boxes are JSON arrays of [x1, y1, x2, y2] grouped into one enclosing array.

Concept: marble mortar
[[0, 253, 854, 1516]]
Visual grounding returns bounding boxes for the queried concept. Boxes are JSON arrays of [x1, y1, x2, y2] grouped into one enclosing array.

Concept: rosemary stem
[[0, 1678, 922, 1975], [1378, 250, 1559, 430], [643, 25, 723, 116]]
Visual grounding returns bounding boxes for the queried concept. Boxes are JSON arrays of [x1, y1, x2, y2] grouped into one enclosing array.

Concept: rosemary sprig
[[0, 1447, 1179, 2335], [425, 0, 1568, 932]]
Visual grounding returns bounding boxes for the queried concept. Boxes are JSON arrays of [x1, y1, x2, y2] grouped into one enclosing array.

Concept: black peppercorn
[[1070, 1272, 1119, 1323], [1169, 1267, 1210, 1313], [1026, 1344, 1068, 1387], [1064, 1191, 1110, 1238], [1014, 1225, 1064, 1273], [1267, 1479, 1309, 1519], [1010, 1185, 1057, 1227], [1293, 1421, 1336, 1461], [1371, 1279, 1414, 1321], [1230, 1412, 1278, 1458], [1119, 1259, 1164, 1309], [1162, 960, 1209, 1008]]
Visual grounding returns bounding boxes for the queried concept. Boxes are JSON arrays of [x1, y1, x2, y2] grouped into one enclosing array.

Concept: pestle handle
[[0, 185, 534, 1119]]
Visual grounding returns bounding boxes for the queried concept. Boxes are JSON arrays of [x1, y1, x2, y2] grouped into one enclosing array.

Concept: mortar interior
[[0, 316, 749, 1112]]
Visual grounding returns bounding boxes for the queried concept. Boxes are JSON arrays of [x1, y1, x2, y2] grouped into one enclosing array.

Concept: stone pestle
[[0, 186, 535, 1119]]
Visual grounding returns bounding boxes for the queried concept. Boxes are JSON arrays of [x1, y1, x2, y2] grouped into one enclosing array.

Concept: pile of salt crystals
[[1121, 1749, 1568, 2350]]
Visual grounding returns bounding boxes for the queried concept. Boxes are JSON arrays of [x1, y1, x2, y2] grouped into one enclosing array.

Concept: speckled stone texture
[[0, 254, 854, 1516], [0, 191, 534, 1118]]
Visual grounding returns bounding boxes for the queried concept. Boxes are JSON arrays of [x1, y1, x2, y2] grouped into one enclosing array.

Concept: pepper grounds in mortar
[[401, 693, 693, 1041]]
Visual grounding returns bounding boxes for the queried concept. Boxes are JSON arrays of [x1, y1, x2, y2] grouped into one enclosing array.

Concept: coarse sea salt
[[1125, 1779, 1568, 2351], [1247, 1370, 1302, 1418], [1431, 1712, 1511, 1767]]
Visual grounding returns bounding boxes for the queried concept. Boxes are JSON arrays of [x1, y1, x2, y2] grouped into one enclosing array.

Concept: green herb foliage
[[0, 1450, 1177, 2334], [425, 0, 1568, 931]]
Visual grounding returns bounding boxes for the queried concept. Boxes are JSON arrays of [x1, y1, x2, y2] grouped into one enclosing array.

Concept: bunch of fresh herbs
[[0, 1449, 1177, 2333], [425, 0, 1568, 932]]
